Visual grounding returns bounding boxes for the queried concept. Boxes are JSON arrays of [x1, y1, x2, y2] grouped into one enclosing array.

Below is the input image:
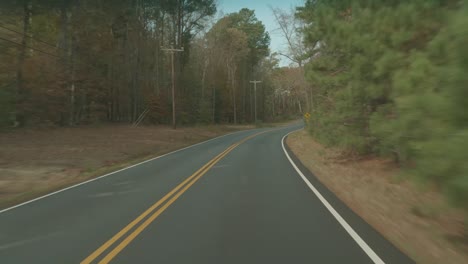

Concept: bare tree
[[271, 7, 308, 67], [271, 7, 314, 112]]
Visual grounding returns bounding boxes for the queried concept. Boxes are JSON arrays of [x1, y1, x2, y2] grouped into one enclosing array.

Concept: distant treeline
[[0, 0, 302, 128]]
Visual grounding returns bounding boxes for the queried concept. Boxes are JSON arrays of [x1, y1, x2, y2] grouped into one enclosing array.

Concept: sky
[[218, 0, 305, 67]]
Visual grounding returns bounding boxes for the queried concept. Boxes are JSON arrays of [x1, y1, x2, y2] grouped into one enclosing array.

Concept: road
[[0, 124, 413, 264]]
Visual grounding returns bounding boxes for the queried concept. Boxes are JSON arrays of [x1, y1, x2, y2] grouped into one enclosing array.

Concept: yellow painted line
[[98, 145, 234, 264], [81, 145, 236, 264], [81, 129, 273, 264]]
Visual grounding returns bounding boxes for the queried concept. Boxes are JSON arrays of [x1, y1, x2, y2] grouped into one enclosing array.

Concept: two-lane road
[[0, 124, 413, 263]]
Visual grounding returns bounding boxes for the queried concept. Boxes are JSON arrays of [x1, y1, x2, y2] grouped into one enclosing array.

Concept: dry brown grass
[[0, 124, 252, 208], [287, 130, 468, 264]]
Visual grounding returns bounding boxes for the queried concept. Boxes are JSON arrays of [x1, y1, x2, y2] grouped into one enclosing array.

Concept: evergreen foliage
[[299, 0, 468, 209]]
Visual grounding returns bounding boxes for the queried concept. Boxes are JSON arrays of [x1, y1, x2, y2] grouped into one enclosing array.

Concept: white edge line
[[0, 128, 254, 215], [281, 129, 385, 264]]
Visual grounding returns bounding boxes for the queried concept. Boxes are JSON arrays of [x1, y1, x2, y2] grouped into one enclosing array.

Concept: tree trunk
[[212, 84, 216, 123], [68, 20, 75, 126], [201, 59, 208, 98], [226, 62, 237, 124], [107, 45, 114, 121], [69, 57, 75, 126], [14, 0, 33, 126], [232, 66, 237, 124], [58, 3, 76, 126], [299, 64, 311, 112], [261, 83, 265, 121], [272, 95, 275, 119], [177, 0, 183, 47]]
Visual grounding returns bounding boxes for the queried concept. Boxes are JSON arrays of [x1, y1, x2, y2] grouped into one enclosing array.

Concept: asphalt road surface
[[0, 124, 414, 264]]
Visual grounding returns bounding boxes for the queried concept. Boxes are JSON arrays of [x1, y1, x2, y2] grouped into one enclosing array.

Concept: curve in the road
[[82, 130, 274, 264], [282, 130, 384, 264], [0, 124, 414, 264]]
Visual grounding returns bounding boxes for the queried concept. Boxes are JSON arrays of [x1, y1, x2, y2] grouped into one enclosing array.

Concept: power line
[[0, 80, 16, 91], [0, 19, 107, 74], [0, 34, 104, 73], [0, 35, 62, 59], [0, 17, 21, 26], [0, 22, 63, 51], [0, 40, 14, 50]]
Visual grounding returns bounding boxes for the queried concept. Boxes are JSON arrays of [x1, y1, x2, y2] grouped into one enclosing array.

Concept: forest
[[297, 0, 468, 211], [0, 0, 302, 129]]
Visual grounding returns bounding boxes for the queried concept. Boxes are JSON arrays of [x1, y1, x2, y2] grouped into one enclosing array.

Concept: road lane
[[107, 125, 374, 264], [0, 127, 266, 263], [0, 124, 413, 264], [83, 131, 271, 264]]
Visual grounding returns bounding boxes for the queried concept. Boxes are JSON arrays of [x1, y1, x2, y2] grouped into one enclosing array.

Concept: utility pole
[[161, 46, 184, 129], [249, 80, 261, 123]]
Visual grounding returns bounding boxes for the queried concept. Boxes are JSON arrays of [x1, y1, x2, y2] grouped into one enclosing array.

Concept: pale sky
[[218, 0, 305, 67]]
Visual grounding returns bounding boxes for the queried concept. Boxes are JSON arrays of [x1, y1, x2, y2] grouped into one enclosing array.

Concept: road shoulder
[[286, 130, 468, 264], [0, 125, 253, 210]]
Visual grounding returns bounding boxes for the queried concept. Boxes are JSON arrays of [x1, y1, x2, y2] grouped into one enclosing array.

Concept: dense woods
[[297, 0, 468, 210], [0, 0, 302, 128]]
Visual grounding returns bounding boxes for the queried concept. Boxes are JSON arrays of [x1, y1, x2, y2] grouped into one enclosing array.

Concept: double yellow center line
[[81, 130, 269, 264]]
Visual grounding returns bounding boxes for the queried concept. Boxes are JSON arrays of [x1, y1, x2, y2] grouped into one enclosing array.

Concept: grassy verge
[[0, 152, 162, 210], [0, 124, 254, 210]]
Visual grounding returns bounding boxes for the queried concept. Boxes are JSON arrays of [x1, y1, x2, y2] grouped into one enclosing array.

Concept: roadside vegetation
[[0, 0, 301, 129], [296, 0, 468, 220], [281, 0, 468, 262]]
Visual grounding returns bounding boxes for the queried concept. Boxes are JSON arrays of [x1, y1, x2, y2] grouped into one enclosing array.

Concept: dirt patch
[[287, 130, 468, 264], [0, 124, 252, 208]]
